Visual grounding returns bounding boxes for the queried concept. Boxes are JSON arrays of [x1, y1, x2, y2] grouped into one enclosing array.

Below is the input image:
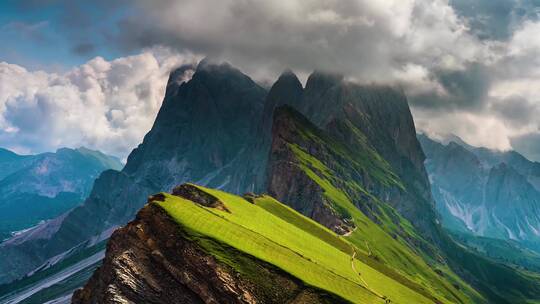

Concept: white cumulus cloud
[[0, 47, 199, 158], [7, 0, 540, 161]]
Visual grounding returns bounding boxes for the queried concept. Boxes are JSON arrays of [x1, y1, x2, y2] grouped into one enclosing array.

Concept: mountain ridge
[[0, 147, 122, 242], [419, 133, 540, 245], [3, 62, 540, 304]]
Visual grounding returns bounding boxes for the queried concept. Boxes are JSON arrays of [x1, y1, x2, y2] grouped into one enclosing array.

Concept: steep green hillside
[[157, 184, 468, 304], [267, 106, 540, 304], [451, 231, 540, 272], [267, 106, 483, 304]]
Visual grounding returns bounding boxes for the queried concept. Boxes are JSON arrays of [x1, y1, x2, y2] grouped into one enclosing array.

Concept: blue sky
[[0, 0, 126, 71]]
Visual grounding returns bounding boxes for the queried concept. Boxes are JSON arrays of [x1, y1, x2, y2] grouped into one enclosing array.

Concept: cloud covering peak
[[107, 0, 540, 160], [5, 0, 540, 161]]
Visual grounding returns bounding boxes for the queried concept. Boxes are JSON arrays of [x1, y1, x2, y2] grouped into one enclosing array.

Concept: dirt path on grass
[[350, 246, 391, 303]]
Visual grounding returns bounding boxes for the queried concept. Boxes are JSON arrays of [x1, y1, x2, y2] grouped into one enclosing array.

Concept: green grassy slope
[[276, 106, 540, 304], [291, 148, 482, 304], [272, 107, 482, 303], [156, 185, 450, 304], [441, 234, 540, 304], [451, 231, 540, 272]]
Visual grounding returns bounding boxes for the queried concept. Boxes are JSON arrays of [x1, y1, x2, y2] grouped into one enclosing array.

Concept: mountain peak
[[55, 147, 76, 154], [305, 70, 344, 92], [278, 68, 300, 81], [265, 70, 303, 108], [438, 133, 477, 151], [277, 70, 299, 86], [188, 59, 265, 99], [76, 146, 98, 154], [195, 57, 235, 73], [166, 64, 196, 86]]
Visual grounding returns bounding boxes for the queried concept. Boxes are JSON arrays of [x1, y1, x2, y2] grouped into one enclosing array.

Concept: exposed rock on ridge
[[72, 193, 346, 304], [172, 184, 230, 212], [264, 71, 439, 242], [267, 106, 354, 235]]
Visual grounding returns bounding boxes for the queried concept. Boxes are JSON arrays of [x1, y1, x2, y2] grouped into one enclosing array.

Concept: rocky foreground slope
[[73, 184, 438, 304], [72, 185, 351, 304]]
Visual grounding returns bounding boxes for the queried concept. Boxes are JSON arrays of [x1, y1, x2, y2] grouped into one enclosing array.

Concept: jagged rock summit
[[420, 133, 540, 245]]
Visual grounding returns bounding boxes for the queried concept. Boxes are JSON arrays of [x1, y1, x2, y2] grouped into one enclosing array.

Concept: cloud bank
[[6, 0, 540, 161], [109, 0, 540, 160], [115, 0, 486, 81], [0, 48, 198, 158]]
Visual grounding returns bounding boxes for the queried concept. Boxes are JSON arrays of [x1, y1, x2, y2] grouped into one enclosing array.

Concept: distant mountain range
[[419, 133, 540, 250], [2, 61, 540, 303], [0, 147, 122, 240]]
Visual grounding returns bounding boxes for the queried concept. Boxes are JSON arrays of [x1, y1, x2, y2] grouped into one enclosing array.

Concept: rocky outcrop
[[72, 198, 345, 304], [267, 106, 354, 235], [172, 184, 230, 212], [264, 71, 440, 243]]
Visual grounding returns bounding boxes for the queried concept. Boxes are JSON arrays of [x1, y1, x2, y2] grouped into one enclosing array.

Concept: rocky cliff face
[[72, 190, 345, 304], [265, 71, 439, 242], [420, 134, 540, 244], [296, 72, 427, 180], [124, 60, 267, 193], [267, 105, 410, 236], [264, 89, 540, 304], [267, 107, 355, 234]]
